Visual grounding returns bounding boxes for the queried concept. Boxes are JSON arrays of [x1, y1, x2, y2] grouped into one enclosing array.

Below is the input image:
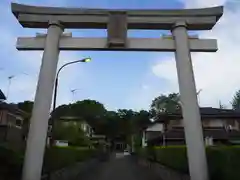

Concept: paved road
[[80, 153, 160, 180]]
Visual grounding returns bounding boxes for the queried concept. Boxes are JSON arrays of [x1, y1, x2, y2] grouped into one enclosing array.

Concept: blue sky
[[0, 0, 239, 111]]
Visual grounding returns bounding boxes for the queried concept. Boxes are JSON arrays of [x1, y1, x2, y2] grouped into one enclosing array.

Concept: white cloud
[[178, 0, 228, 8], [151, 0, 240, 108]]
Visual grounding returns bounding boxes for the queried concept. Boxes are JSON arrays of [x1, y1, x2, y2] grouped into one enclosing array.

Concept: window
[[6, 113, 23, 127], [205, 137, 214, 146], [16, 119, 22, 126]]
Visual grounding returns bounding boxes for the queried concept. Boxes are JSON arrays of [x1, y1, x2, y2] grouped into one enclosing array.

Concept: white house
[[142, 122, 164, 147], [143, 107, 240, 147]]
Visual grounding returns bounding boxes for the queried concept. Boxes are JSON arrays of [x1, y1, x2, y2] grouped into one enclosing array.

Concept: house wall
[[168, 118, 240, 130], [0, 110, 24, 127], [203, 119, 224, 127], [143, 123, 164, 147], [203, 119, 239, 130], [0, 125, 24, 150], [145, 118, 240, 147], [0, 110, 7, 124], [61, 121, 93, 137], [81, 122, 93, 137], [146, 123, 164, 132], [142, 131, 147, 147], [167, 120, 183, 129], [234, 120, 239, 130], [225, 119, 239, 130]]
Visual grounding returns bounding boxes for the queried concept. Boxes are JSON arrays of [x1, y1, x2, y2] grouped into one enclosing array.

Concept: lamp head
[[81, 58, 91, 62]]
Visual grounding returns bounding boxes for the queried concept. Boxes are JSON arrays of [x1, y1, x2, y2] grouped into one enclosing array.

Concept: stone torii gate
[[12, 3, 223, 180]]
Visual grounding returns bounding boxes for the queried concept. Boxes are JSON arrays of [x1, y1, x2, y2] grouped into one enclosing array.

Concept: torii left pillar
[[22, 21, 63, 180]]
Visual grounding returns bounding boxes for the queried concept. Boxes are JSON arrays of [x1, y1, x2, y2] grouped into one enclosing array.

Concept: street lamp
[[50, 57, 91, 145], [52, 57, 91, 110]]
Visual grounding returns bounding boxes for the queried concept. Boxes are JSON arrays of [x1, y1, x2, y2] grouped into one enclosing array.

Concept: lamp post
[[6, 75, 15, 99], [50, 57, 91, 145], [6, 72, 28, 100], [70, 88, 79, 102]]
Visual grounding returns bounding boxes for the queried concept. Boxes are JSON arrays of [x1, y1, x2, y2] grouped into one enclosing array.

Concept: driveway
[[79, 153, 160, 180]]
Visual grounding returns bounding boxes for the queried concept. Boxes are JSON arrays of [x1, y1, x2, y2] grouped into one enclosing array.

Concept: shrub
[[154, 146, 188, 173], [207, 146, 240, 180], [0, 145, 23, 179], [43, 146, 98, 172], [138, 146, 240, 180], [0, 145, 98, 179]]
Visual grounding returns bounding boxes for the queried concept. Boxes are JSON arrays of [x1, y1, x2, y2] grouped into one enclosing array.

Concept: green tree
[[117, 109, 136, 134], [151, 93, 181, 115], [17, 101, 34, 115], [71, 99, 107, 117], [53, 100, 107, 120], [51, 99, 151, 145], [99, 111, 119, 137], [132, 110, 151, 132], [232, 90, 240, 110], [52, 99, 108, 134]]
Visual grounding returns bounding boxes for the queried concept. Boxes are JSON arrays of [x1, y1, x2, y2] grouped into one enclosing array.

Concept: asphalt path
[[79, 153, 161, 180]]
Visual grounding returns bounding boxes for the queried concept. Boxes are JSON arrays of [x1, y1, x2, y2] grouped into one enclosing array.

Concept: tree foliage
[[16, 93, 182, 146], [232, 90, 240, 110], [51, 100, 151, 143], [17, 101, 34, 117], [151, 93, 181, 115]]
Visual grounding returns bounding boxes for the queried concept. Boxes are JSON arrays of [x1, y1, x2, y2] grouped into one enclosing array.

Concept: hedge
[[139, 146, 240, 180], [0, 145, 23, 179], [0, 145, 98, 179], [43, 146, 98, 172]]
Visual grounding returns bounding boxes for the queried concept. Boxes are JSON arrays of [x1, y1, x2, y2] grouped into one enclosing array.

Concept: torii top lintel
[[12, 3, 223, 30]]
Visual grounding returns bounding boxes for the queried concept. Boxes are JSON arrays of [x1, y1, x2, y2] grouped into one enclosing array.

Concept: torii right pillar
[[172, 21, 208, 180], [11, 3, 223, 180]]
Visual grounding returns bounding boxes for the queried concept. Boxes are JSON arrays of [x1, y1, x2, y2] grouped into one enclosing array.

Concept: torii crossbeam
[[12, 3, 223, 180]]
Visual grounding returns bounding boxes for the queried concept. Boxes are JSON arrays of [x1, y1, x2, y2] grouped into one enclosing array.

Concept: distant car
[[55, 140, 68, 147], [123, 149, 130, 156]]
